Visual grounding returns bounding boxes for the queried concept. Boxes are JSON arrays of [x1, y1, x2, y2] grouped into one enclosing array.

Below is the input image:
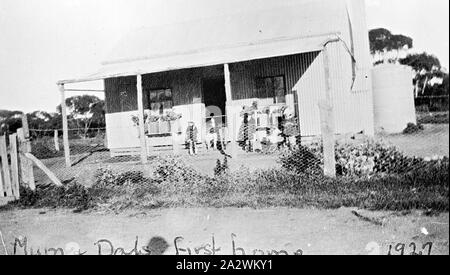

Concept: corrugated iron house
[[57, 0, 375, 163]]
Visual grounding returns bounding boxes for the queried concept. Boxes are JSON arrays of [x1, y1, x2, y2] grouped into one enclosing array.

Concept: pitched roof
[[58, 0, 349, 84]]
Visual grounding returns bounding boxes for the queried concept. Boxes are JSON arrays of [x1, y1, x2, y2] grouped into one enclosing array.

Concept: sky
[[0, 0, 449, 113]]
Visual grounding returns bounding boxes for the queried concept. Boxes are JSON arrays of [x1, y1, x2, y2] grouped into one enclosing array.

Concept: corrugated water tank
[[372, 64, 416, 133]]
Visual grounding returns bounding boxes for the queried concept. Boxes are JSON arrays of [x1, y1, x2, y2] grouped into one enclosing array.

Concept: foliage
[[279, 145, 322, 175], [4, 156, 448, 213], [399, 53, 447, 98], [280, 140, 433, 177], [152, 156, 209, 193], [132, 110, 182, 125], [400, 53, 442, 73], [417, 112, 449, 124], [94, 168, 147, 187], [27, 111, 62, 132], [57, 95, 105, 137], [0, 110, 23, 135], [161, 111, 182, 122], [402, 122, 424, 134], [10, 182, 94, 212], [214, 157, 230, 176], [369, 28, 413, 64]]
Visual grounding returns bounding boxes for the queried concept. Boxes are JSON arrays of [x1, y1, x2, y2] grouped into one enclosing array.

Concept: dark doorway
[[202, 77, 227, 124]]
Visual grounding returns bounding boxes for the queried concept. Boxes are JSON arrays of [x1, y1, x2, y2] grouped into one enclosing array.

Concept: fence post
[[17, 127, 36, 191], [9, 134, 20, 199], [319, 101, 336, 178], [0, 135, 13, 197], [59, 84, 71, 167], [319, 43, 337, 178], [54, 130, 60, 152], [0, 137, 4, 197]]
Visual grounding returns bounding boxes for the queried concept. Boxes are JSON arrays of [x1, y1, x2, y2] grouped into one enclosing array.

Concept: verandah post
[[137, 74, 148, 164], [224, 64, 238, 159], [320, 44, 336, 178], [59, 84, 71, 167]]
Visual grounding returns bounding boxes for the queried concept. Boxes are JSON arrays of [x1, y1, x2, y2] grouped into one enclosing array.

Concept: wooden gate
[[1, 116, 63, 206], [0, 134, 21, 203]]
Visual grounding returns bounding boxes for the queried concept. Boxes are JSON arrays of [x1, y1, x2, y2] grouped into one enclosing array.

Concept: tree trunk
[[422, 76, 429, 96]]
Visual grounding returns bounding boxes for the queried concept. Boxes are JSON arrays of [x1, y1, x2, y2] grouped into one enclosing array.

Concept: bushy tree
[[1, 94, 105, 138], [369, 28, 413, 65], [0, 110, 23, 135], [399, 53, 446, 97], [57, 95, 105, 138]]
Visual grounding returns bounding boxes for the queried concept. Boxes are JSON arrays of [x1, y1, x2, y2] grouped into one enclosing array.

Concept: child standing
[[185, 121, 198, 155], [205, 116, 218, 151]]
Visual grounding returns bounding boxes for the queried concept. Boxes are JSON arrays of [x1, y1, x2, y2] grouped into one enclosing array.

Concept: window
[[255, 76, 286, 104], [147, 88, 173, 114]]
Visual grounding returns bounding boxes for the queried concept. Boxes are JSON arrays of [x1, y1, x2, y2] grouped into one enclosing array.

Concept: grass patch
[[417, 112, 449, 124], [3, 155, 448, 213]]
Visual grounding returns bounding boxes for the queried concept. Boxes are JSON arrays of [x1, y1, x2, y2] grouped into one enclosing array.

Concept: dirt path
[[0, 208, 448, 255]]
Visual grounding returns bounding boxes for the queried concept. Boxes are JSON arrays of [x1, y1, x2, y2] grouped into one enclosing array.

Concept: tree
[[57, 95, 105, 138], [399, 53, 444, 97], [0, 110, 23, 136], [369, 28, 413, 65]]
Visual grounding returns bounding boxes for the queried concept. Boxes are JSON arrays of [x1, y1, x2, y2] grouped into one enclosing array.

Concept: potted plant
[[162, 110, 182, 134], [147, 114, 160, 134]]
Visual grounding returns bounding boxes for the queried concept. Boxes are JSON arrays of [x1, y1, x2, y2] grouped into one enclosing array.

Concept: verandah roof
[[58, 34, 337, 84], [57, 0, 348, 85]]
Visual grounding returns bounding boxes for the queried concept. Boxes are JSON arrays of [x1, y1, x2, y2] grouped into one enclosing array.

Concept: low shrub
[[214, 157, 230, 176], [10, 182, 94, 212], [417, 112, 449, 124], [280, 140, 429, 177], [4, 155, 448, 213], [403, 122, 424, 134], [94, 168, 146, 187], [153, 156, 209, 193], [279, 145, 322, 175]]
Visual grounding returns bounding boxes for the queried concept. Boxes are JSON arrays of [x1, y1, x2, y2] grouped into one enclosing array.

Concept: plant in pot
[[147, 114, 161, 134], [131, 112, 151, 136], [161, 110, 182, 134]]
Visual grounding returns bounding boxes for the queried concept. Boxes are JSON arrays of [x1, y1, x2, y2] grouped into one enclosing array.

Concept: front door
[[202, 77, 227, 125]]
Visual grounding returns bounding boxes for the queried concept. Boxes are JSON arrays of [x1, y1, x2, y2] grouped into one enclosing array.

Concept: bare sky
[[0, 0, 449, 112]]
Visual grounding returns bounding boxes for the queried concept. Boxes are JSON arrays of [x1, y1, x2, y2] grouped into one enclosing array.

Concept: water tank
[[372, 64, 416, 133]]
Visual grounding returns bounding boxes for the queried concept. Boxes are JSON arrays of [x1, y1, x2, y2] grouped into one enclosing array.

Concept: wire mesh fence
[[24, 110, 449, 197], [0, 106, 444, 214]]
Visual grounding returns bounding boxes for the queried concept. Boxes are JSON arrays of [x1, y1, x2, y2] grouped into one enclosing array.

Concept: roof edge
[[57, 33, 341, 85]]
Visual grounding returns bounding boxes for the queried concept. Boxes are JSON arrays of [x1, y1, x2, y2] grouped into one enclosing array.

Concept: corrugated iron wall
[[104, 66, 224, 114], [229, 53, 319, 101], [295, 51, 327, 137], [294, 42, 374, 137], [104, 76, 138, 114]]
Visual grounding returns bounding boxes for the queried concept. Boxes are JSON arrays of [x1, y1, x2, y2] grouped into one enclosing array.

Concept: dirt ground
[[380, 124, 449, 158], [0, 208, 448, 255]]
